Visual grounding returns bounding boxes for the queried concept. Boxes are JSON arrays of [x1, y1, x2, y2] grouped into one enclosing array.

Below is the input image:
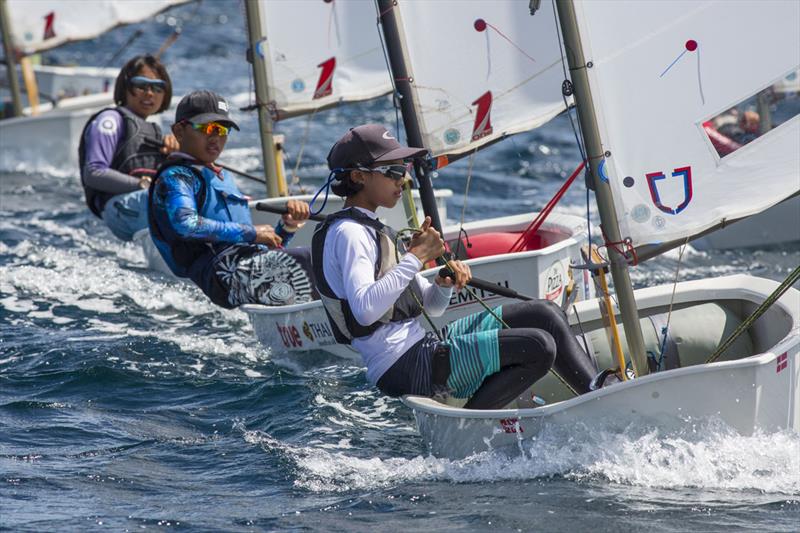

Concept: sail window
[[702, 70, 800, 158]]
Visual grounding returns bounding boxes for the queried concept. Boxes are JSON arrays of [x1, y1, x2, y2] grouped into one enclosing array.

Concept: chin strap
[[309, 169, 344, 216]]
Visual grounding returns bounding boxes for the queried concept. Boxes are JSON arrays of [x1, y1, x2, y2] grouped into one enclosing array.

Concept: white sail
[[257, 0, 392, 120], [6, 0, 189, 55], [573, 0, 800, 248], [391, 0, 568, 158]]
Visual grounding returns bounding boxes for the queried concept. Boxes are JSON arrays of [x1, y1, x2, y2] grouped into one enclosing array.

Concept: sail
[[6, 1, 189, 55], [389, 0, 568, 158], [257, 0, 392, 120], [572, 0, 800, 248]]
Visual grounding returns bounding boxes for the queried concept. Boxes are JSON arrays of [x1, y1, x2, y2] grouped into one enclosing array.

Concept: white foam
[[239, 420, 800, 495]]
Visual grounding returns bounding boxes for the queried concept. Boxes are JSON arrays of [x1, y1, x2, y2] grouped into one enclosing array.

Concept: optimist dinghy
[[404, 275, 800, 459], [401, 0, 800, 458], [0, 0, 188, 171]]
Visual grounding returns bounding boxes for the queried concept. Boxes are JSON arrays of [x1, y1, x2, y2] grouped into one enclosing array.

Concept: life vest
[[78, 106, 165, 217], [147, 158, 252, 277], [311, 207, 424, 344]]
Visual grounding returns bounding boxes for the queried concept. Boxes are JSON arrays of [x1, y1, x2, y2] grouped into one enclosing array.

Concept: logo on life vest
[[544, 261, 565, 302], [646, 166, 693, 215], [313, 57, 336, 99], [471, 91, 494, 141], [43, 12, 56, 40]]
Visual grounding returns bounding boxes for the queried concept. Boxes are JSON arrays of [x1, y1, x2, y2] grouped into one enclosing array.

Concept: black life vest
[[78, 106, 165, 217], [311, 207, 424, 344]]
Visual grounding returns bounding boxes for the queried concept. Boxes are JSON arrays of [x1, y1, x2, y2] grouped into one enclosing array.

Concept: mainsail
[[256, 0, 392, 120], [388, 0, 568, 159], [6, 0, 189, 55], [572, 0, 800, 248]]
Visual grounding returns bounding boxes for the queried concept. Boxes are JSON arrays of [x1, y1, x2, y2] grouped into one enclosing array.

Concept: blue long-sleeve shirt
[[150, 155, 294, 304]]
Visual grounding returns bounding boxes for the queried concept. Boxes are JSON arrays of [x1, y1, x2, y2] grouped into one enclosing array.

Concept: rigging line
[[458, 150, 478, 232], [550, 0, 594, 251], [289, 106, 320, 188], [706, 264, 800, 364], [374, 0, 403, 141], [655, 237, 689, 363], [508, 158, 585, 254]]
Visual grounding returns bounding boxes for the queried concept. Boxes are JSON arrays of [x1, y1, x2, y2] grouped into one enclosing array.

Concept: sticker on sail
[[43, 12, 56, 40], [313, 57, 336, 99], [631, 204, 651, 224], [291, 79, 305, 93], [471, 91, 493, 141], [646, 166, 693, 215], [444, 128, 461, 145]]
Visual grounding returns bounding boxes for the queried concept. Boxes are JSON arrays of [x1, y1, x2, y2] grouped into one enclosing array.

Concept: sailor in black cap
[[147, 90, 315, 309], [312, 124, 604, 409]]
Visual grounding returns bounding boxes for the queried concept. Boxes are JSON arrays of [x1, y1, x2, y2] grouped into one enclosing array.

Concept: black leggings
[[463, 300, 596, 410]]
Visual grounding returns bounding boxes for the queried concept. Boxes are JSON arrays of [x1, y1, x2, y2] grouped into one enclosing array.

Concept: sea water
[[2, 2, 799, 531]]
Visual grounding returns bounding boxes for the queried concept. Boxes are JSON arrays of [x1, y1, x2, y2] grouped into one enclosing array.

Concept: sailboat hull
[[241, 211, 590, 358], [402, 275, 800, 459]]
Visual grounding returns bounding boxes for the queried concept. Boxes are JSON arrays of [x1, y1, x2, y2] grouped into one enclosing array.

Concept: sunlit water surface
[[2, 2, 798, 531]]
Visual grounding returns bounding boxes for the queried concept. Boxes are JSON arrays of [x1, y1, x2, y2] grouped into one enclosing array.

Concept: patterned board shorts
[[213, 245, 316, 307], [444, 306, 503, 399]]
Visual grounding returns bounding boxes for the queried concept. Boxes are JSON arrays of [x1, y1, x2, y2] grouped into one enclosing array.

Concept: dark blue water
[[2, 2, 799, 531]]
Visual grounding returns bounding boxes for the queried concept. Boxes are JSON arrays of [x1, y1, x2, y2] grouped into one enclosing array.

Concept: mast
[[377, 0, 444, 236], [244, 0, 282, 198], [555, 0, 649, 377], [0, 0, 23, 117]]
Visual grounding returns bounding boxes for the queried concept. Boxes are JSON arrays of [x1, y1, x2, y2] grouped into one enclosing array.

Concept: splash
[[240, 419, 800, 495]]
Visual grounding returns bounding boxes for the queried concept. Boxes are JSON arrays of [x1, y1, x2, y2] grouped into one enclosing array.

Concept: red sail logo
[[43, 12, 56, 40], [471, 91, 493, 141], [313, 57, 336, 99]]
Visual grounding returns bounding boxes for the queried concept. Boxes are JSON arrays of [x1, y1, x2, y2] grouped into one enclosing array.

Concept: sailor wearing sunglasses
[[79, 55, 180, 241], [313, 124, 602, 410], [147, 91, 315, 309]]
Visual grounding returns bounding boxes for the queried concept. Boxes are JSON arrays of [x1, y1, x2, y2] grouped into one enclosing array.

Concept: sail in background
[[573, 0, 800, 248], [257, 0, 392, 120], [390, 0, 568, 158], [6, 0, 190, 55]]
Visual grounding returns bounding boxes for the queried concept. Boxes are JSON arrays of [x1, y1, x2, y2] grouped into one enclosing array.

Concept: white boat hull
[[402, 275, 800, 459], [241, 211, 592, 358], [691, 196, 800, 250], [0, 93, 112, 172]]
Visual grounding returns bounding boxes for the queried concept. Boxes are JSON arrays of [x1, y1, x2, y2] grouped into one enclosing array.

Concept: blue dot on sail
[[631, 204, 650, 223], [444, 128, 461, 145], [291, 79, 305, 93]]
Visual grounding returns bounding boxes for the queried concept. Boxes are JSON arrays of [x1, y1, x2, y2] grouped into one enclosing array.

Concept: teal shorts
[[444, 306, 503, 398]]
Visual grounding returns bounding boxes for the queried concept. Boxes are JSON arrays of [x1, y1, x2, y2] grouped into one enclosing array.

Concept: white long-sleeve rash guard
[[322, 207, 452, 385]]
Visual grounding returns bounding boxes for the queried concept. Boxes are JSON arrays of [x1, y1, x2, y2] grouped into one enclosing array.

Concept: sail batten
[[388, 0, 570, 158], [7, 1, 190, 55], [572, 0, 800, 248]]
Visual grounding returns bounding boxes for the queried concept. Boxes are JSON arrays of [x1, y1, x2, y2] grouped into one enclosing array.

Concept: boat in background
[[0, 0, 188, 171], [403, 0, 800, 458]]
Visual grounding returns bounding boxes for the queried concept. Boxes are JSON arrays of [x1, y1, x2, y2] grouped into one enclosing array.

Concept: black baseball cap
[[174, 90, 239, 130], [327, 124, 426, 172]]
